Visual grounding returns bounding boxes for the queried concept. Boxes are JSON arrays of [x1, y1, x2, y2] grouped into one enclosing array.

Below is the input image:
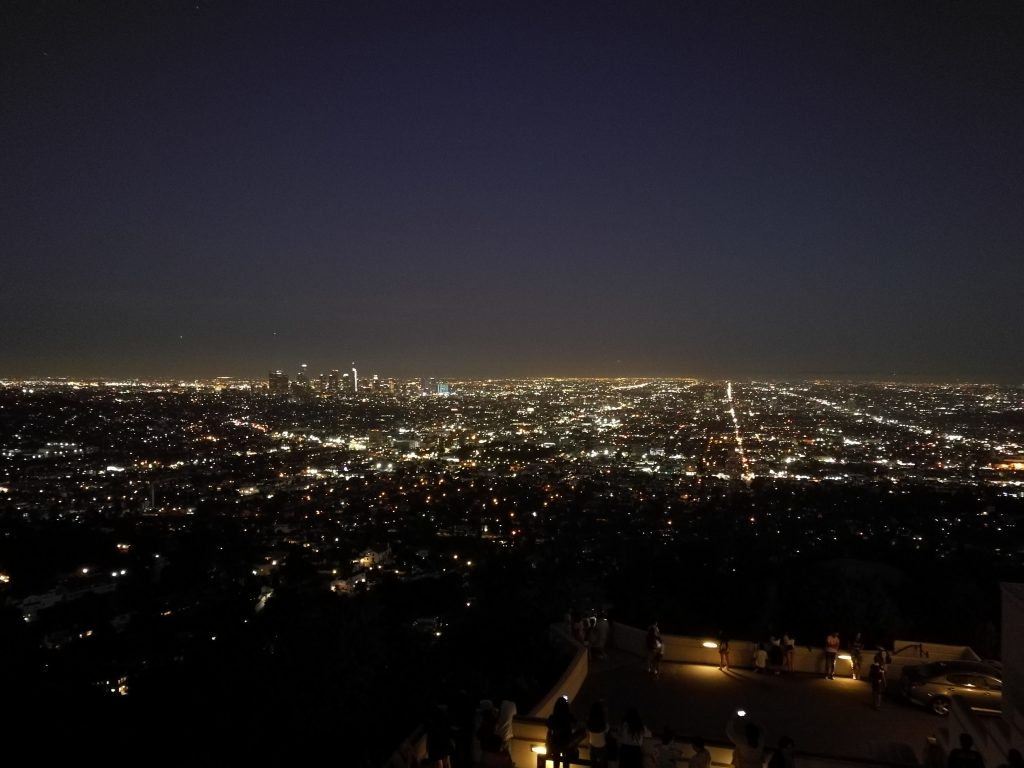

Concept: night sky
[[3, 1, 1022, 381]]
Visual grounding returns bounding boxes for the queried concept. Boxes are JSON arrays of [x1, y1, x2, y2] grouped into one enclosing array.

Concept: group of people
[[572, 610, 611, 659], [749, 634, 796, 674], [547, 696, 717, 768], [548, 696, 795, 768], [823, 630, 890, 708], [938, 733, 1023, 768], [423, 698, 517, 768], [652, 622, 893, 712]]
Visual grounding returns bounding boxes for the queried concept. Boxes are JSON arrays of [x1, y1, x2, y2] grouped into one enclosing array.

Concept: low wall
[[890, 639, 978, 662], [611, 623, 976, 678], [509, 716, 551, 768], [612, 622, 723, 667]]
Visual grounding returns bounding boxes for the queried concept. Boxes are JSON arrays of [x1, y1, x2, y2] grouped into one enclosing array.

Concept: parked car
[[898, 660, 1002, 715]]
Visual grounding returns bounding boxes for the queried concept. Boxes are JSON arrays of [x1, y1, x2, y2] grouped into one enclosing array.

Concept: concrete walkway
[[572, 651, 944, 764]]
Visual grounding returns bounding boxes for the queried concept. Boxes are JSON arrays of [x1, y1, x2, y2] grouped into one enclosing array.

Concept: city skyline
[[3, 2, 1023, 381], [8, 368, 1024, 387], [3, 367, 1023, 387]]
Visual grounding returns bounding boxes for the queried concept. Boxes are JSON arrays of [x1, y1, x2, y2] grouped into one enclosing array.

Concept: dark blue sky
[[3, 1, 1022, 381]]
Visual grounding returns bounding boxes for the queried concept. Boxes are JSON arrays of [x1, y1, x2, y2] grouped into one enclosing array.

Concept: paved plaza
[[572, 651, 947, 764]]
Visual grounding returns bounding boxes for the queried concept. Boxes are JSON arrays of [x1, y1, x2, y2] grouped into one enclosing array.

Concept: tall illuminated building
[[352, 364, 358, 392], [328, 369, 340, 391], [296, 363, 309, 388], [268, 370, 289, 395]]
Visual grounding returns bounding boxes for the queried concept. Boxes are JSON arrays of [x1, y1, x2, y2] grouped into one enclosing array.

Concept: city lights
[[1, 375, 1021, 759]]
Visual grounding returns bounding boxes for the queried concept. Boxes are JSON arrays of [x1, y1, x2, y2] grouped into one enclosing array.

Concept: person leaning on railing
[[546, 696, 578, 768]]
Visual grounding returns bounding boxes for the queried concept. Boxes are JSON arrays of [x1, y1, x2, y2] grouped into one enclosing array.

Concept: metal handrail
[[893, 643, 929, 658]]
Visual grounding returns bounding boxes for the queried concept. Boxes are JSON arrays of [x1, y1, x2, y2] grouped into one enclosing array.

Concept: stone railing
[[611, 622, 977, 678]]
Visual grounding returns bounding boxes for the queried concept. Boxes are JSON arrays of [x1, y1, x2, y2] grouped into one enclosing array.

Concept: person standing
[[617, 707, 651, 768], [718, 632, 731, 670], [546, 696, 578, 768], [586, 700, 610, 768], [947, 733, 986, 768], [425, 704, 454, 768], [868, 652, 887, 709], [726, 712, 767, 768], [474, 700, 498, 765], [651, 727, 683, 768], [689, 737, 712, 768], [754, 643, 768, 673], [768, 737, 795, 768], [572, 611, 587, 645], [592, 612, 610, 660], [824, 631, 840, 679], [647, 622, 664, 677], [495, 700, 517, 756], [850, 633, 864, 680], [768, 636, 783, 675], [782, 634, 796, 673]]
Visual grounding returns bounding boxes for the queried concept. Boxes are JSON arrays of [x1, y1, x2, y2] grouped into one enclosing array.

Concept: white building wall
[[1001, 583, 1024, 753]]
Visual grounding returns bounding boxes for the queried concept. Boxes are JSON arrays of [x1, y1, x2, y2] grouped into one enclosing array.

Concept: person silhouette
[[546, 696, 578, 768], [868, 652, 887, 709], [647, 622, 664, 677], [726, 712, 766, 768], [824, 631, 840, 679], [618, 707, 651, 768], [850, 632, 864, 679], [947, 733, 985, 768]]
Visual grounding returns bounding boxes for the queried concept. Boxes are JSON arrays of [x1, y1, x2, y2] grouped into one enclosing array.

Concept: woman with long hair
[[546, 696, 577, 768], [617, 706, 651, 768]]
